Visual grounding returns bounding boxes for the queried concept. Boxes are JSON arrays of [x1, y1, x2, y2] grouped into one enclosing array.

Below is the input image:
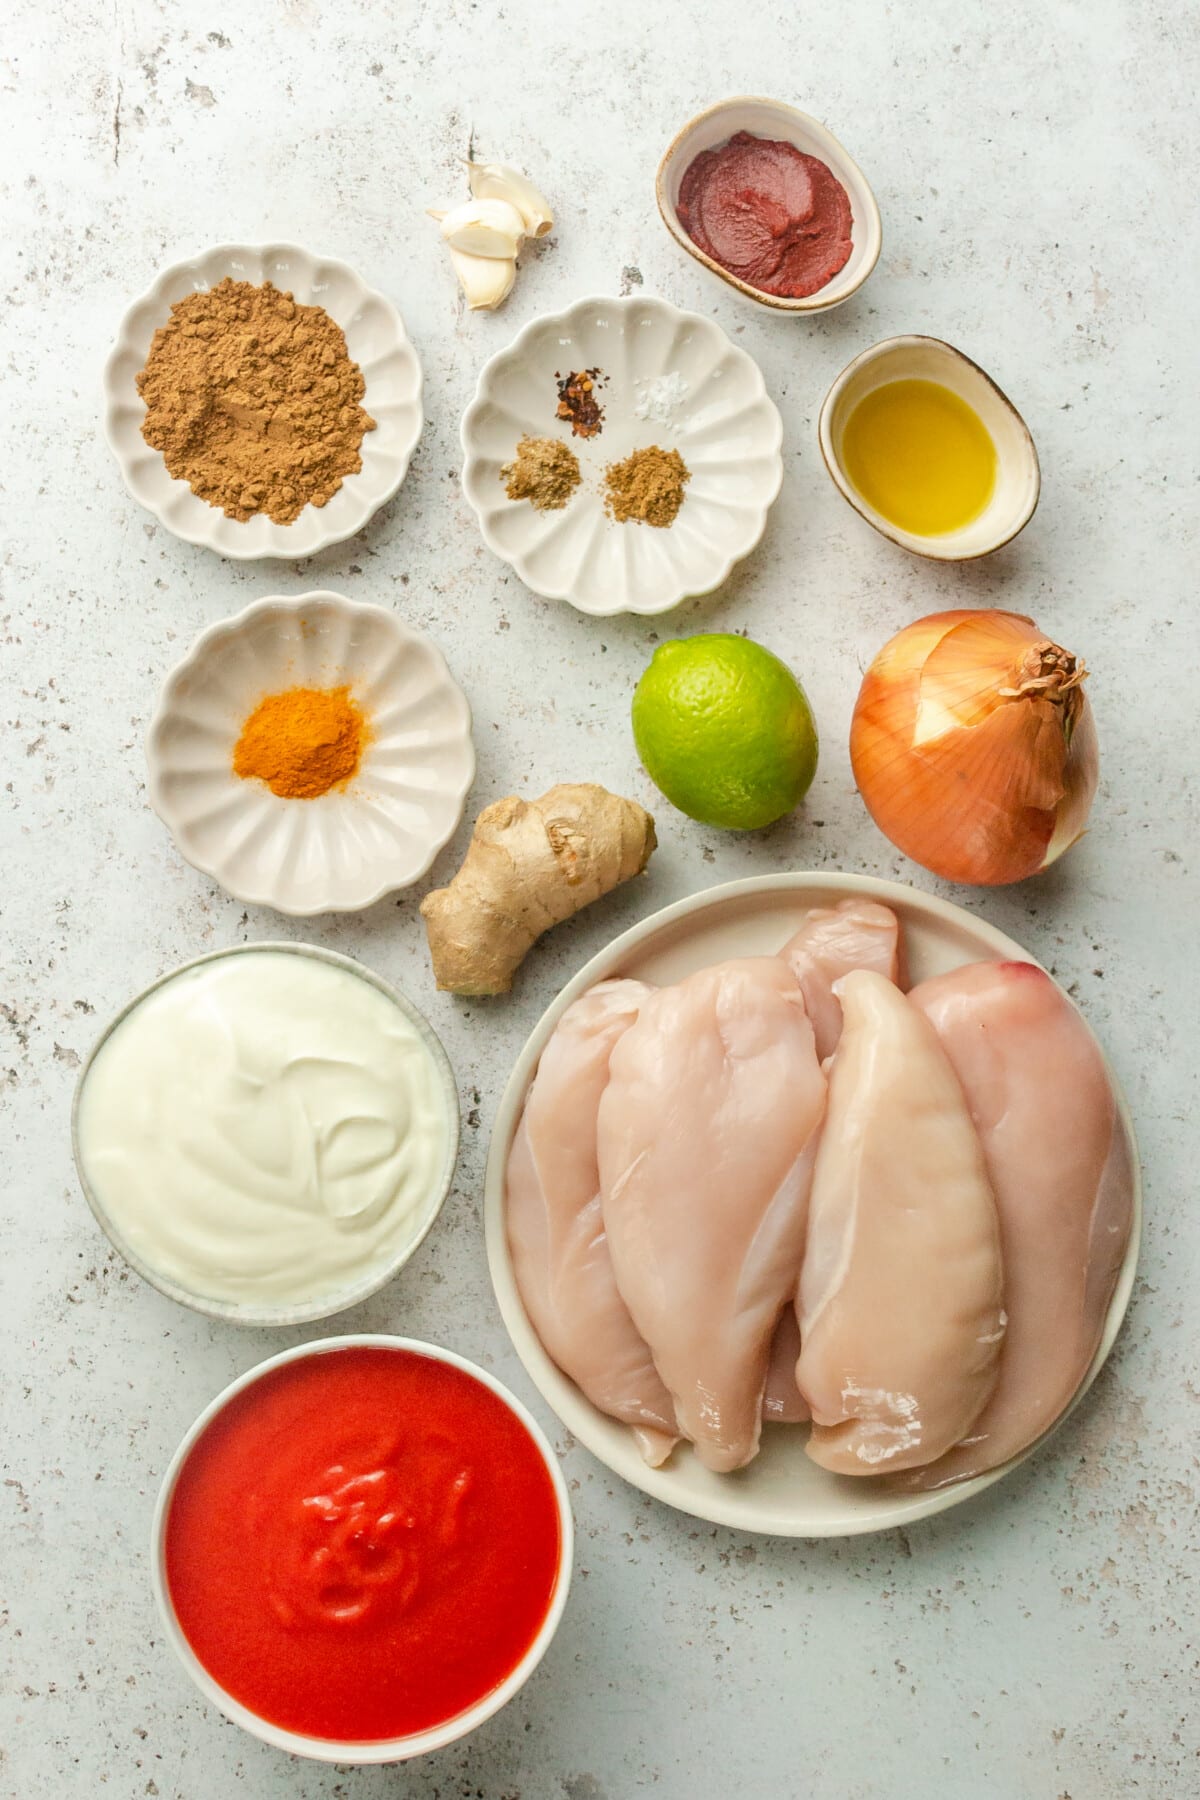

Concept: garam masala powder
[[136, 278, 375, 525], [603, 445, 690, 527], [233, 685, 368, 800]]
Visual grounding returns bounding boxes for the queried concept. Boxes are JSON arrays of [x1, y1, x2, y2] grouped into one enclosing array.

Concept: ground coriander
[[500, 435, 582, 510], [135, 278, 375, 524], [603, 445, 690, 527]]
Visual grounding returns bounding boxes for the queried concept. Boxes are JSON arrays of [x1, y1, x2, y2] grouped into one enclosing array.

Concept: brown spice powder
[[136, 278, 376, 524], [603, 445, 690, 527], [500, 435, 582, 510]]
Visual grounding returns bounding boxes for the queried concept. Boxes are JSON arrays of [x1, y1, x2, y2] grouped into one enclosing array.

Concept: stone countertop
[[2, 1, 1197, 1795]]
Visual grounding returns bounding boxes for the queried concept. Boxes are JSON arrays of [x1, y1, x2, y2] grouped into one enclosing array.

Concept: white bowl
[[103, 244, 423, 558], [146, 591, 474, 915], [73, 944, 461, 1327], [484, 872, 1141, 1538], [460, 294, 783, 617], [656, 97, 882, 314], [819, 334, 1041, 559], [151, 1334, 574, 1762]]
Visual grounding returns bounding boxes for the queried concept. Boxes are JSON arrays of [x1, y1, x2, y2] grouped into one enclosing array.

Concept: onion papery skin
[[850, 609, 1099, 886]]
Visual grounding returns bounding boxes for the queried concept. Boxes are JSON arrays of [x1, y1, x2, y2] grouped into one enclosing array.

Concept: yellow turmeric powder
[[233, 685, 367, 799]]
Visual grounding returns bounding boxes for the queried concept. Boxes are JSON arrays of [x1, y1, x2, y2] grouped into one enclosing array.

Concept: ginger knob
[[420, 783, 657, 996]]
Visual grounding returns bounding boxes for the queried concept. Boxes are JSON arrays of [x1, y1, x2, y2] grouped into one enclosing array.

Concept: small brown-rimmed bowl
[[818, 335, 1041, 560], [656, 97, 882, 315]]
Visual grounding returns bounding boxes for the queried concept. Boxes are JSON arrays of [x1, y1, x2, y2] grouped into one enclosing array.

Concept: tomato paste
[[677, 132, 853, 298], [164, 1346, 563, 1742]]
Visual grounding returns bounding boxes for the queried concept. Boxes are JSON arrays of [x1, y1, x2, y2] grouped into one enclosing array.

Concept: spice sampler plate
[[460, 294, 784, 616], [103, 245, 423, 559], [483, 872, 1141, 1538], [146, 592, 475, 915]]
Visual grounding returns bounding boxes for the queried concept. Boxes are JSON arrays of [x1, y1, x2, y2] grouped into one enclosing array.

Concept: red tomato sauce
[[678, 131, 853, 299], [164, 1346, 563, 1742]]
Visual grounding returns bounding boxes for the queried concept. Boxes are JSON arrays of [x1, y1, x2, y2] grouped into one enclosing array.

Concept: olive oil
[[841, 379, 997, 536]]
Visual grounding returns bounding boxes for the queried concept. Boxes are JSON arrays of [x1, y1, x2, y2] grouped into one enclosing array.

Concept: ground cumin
[[603, 445, 690, 527], [136, 279, 375, 524], [233, 685, 367, 799], [500, 435, 581, 510]]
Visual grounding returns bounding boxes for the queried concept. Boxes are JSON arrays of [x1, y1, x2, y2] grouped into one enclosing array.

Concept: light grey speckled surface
[[3, 2, 1198, 1795]]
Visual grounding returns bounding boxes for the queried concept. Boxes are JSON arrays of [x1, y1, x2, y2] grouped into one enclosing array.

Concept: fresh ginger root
[[420, 782, 656, 995]]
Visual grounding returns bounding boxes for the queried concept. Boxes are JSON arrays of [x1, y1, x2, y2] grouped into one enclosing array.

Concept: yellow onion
[[850, 609, 1099, 885]]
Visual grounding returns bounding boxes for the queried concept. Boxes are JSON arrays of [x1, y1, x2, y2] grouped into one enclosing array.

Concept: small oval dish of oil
[[460, 293, 783, 617], [146, 592, 475, 915], [819, 335, 1040, 560], [103, 244, 423, 559], [656, 97, 881, 315]]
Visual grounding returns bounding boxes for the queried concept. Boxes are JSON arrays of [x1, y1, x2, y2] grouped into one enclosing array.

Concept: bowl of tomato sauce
[[152, 1336, 572, 1763]]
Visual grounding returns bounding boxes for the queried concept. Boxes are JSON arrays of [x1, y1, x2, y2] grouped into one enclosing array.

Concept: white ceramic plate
[[104, 244, 423, 558], [484, 873, 1141, 1538], [146, 592, 475, 915], [460, 294, 784, 616], [656, 96, 882, 315]]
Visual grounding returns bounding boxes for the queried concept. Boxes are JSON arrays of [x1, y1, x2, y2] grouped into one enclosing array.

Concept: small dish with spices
[[461, 293, 783, 617], [104, 244, 423, 559], [656, 97, 882, 314], [145, 591, 475, 914]]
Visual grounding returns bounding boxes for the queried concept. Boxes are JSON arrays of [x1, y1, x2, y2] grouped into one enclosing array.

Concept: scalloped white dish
[[146, 592, 475, 915], [484, 873, 1141, 1539], [104, 244, 423, 559], [460, 295, 784, 616]]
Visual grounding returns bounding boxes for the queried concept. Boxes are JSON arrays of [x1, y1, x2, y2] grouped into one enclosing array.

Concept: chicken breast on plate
[[598, 958, 825, 1473], [780, 897, 904, 1062], [797, 970, 1005, 1476], [506, 979, 678, 1465], [890, 960, 1134, 1490]]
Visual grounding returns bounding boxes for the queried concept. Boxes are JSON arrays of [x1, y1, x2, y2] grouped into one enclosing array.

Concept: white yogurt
[[75, 950, 455, 1314]]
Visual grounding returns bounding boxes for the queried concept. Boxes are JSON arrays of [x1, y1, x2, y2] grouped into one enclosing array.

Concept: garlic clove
[[439, 198, 526, 260], [448, 246, 517, 311], [466, 160, 553, 238]]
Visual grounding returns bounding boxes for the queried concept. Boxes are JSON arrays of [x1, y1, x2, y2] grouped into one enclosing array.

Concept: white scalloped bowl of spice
[[146, 592, 475, 915], [460, 294, 784, 617], [103, 244, 423, 559]]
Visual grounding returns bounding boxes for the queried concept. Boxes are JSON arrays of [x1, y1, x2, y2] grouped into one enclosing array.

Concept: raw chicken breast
[[780, 898, 904, 1062], [797, 969, 1005, 1475], [598, 958, 825, 1472], [764, 895, 905, 1429], [890, 960, 1134, 1490], [506, 979, 678, 1465], [762, 1306, 808, 1424]]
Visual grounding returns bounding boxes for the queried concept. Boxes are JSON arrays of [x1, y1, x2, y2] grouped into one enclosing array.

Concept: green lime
[[631, 634, 818, 830]]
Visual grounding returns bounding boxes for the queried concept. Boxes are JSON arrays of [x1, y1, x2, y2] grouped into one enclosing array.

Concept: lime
[[631, 634, 818, 830]]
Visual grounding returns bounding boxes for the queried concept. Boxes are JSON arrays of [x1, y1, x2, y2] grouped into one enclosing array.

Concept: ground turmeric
[[233, 685, 367, 799]]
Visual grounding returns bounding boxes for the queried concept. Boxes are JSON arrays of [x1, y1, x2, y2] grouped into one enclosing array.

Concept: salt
[[633, 370, 690, 423]]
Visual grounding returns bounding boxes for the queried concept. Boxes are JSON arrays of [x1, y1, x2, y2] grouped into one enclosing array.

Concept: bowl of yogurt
[[72, 944, 460, 1325]]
